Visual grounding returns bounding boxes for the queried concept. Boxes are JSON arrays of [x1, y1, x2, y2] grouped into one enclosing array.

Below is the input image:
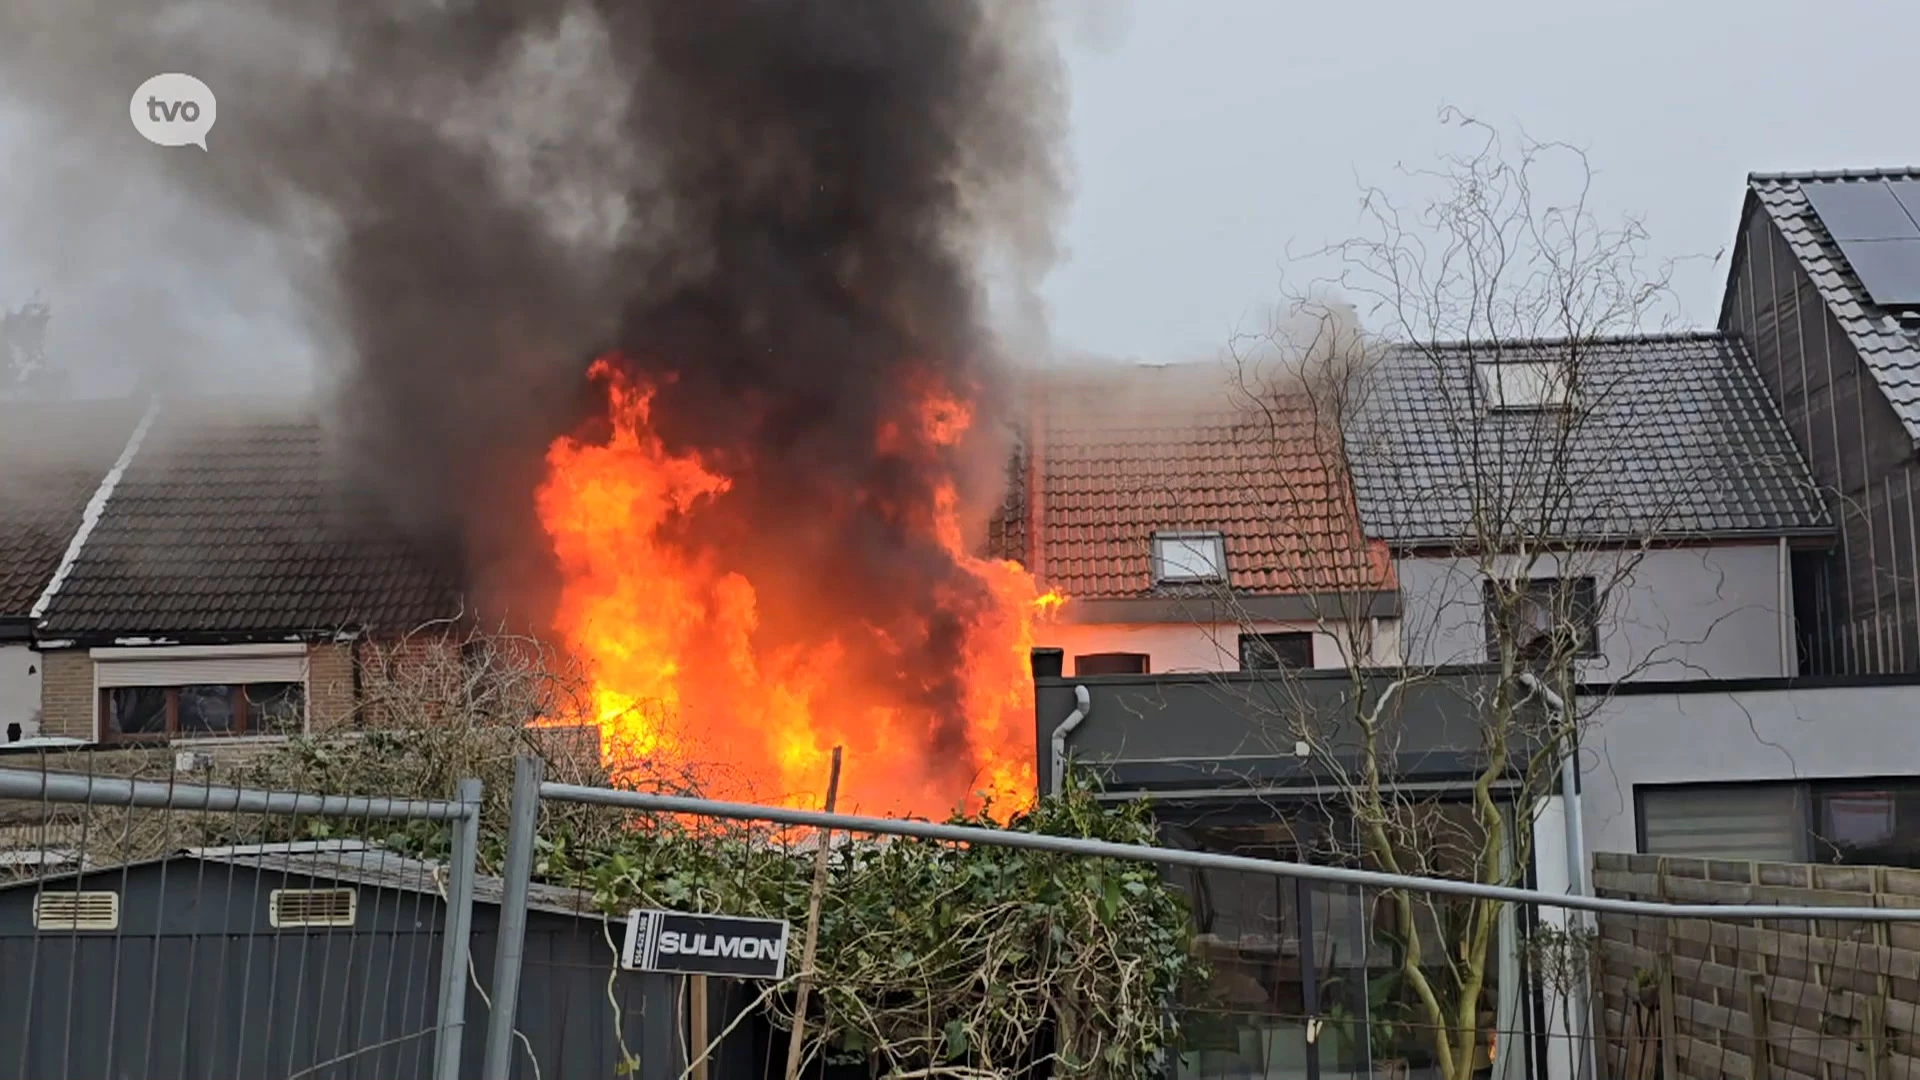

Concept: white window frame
[[1152, 530, 1228, 585], [1476, 359, 1575, 410], [90, 643, 311, 745]]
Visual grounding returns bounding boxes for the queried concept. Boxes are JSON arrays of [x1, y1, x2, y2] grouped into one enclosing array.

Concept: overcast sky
[[5, 0, 1917, 387], [1045, 0, 1920, 362]]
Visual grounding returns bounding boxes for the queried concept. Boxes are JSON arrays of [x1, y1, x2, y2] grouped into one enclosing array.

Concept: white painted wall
[[1580, 682, 1920, 857], [1396, 542, 1791, 681], [0, 644, 43, 742], [1037, 618, 1401, 674]]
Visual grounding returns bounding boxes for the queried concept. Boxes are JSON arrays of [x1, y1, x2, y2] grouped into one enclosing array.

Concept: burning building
[[0, 1, 1072, 818]]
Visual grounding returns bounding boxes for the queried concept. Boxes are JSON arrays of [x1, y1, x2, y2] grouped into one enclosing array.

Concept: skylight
[[1477, 360, 1574, 411], [1152, 530, 1226, 584]]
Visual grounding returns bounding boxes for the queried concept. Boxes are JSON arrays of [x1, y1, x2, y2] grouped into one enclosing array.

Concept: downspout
[[1518, 672, 1584, 900], [1519, 670, 1596, 1080], [1048, 684, 1091, 796], [1777, 536, 1794, 676]]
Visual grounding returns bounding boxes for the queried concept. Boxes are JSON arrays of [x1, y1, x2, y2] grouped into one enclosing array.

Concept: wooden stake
[[784, 747, 842, 1080], [689, 975, 710, 1080]]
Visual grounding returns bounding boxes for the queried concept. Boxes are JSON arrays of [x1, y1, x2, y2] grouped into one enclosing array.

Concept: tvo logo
[[129, 74, 216, 151]]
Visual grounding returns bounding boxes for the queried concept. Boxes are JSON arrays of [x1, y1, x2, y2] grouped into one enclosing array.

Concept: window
[[1482, 576, 1599, 660], [1152, 530, 1227, 584], [100, 682, 306, 742], [1239, 632, 1314, 671], [1074, 652, 1149, 676], [1476, 359, 1574, 410], [92, 644, 309, 743], [1639, 779, 1920, 868]]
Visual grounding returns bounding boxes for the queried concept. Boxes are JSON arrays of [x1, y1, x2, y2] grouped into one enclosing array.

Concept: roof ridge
[[29, 396, 161, 622], [1749, 167, 1920, 184], [1401, 329, 1727, 352]]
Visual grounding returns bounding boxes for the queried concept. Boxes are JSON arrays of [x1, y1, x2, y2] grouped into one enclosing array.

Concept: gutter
[[1048, 684, 1091, 796]]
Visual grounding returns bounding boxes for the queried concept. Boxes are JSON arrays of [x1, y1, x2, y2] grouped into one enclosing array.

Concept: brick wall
[[38, 648, 93, 739], [307, 641, 356, 732]]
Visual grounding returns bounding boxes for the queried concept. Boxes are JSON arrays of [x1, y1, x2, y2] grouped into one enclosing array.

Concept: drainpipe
[[1048, 685, 1092, 796], [1518, 671, 1585, 902], [1777, 536, 1794, 676], [1519, 670, 1596, 1080]]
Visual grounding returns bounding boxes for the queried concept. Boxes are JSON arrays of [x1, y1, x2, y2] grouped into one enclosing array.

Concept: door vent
[[270, 888, 357, 928], [34, 890, 120, 931]]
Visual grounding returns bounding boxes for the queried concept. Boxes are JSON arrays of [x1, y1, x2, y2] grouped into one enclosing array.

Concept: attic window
[[1153, 531, 1227, 584], [270, 888, 358, 928], [1477, 360, 1574, 411], [34, 890, 120, 931]]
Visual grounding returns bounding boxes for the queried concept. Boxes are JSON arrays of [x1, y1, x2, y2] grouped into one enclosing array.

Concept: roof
[[0, 398, 145, 617], [34, 399, 461, 639], [1345, 333, 1833, 545], [989, 362, 1396, 599], [0, 840, 605, 918], [1742, 169, 1920, 442]]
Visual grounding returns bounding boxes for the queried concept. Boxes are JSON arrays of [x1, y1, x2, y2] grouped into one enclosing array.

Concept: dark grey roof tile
[[1346, 333, 1832, 544]]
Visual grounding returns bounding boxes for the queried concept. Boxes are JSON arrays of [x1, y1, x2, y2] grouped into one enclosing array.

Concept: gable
[[1739, 171, 1920, 445]]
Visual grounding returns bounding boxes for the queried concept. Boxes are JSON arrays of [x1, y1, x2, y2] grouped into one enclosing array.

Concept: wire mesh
[[0, 745, 478, 1080]]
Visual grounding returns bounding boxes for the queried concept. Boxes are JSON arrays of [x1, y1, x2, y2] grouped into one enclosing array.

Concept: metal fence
[[11, 752, 1920, 1080], [483, 757, 1920, 1080], [0, 760, 480, 1080]]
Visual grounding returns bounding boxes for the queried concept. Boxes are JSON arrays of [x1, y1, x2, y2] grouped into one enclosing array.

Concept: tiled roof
[[0, 398, 145, 617], [1745, 169, 1920, 442], [1345, 333, 1833, 545], [35, 400, 462, 638], [988, 363, 1396, 599]]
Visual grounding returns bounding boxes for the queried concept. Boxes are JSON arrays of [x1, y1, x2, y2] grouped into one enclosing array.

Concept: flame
[[536, 355, 1055, 817]]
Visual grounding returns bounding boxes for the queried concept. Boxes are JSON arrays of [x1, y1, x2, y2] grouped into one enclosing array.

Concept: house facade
[[0, 395, 458, 757], [996, 361, 1402, 678]]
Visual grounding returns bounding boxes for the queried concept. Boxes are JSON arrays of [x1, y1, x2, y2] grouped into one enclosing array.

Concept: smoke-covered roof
[[1344, 332, 1833, 546], [988, 362, 1397, 599], [34, 401, 461, 640], [0, 397, 146, 618]]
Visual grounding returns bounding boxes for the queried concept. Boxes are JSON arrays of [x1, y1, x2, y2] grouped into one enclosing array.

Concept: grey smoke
[[0, 3, 1068, 790]]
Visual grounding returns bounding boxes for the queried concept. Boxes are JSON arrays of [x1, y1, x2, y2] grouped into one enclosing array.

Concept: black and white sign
[[621, 908, 791, 980]]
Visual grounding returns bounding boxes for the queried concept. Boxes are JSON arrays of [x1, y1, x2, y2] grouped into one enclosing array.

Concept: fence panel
[[1595, 850, 1920, 1080], [0, 752, 480, 1080]]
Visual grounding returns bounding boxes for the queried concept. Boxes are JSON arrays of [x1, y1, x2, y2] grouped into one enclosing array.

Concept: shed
[[0, 840, 764, 1080]]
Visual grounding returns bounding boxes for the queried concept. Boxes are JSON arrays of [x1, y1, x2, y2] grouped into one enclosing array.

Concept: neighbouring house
[[1582, 168, 1920, 866], [0, 840, 753, 1080], [18, 396, 459, 751], [998, 361, 1401, 678], [1723, 169, 1920, 675], [0, 398, 148, 745], [1345, 332, 1832, 682]]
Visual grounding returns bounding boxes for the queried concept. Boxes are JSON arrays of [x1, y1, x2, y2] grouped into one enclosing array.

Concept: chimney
[[1029, 647, 1064, 681]]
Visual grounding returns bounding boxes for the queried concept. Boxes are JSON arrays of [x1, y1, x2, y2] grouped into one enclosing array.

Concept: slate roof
[[0, 398, 145, 617], [1743, 169, 1920, 442], [1344, 333, 1833, 546], [34, 400, 462, 639], [987, 362, 1396, 599]]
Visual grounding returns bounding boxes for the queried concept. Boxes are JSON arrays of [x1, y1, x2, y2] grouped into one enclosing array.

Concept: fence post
[[434, 778, 484, 1080], [482, 755, 544, 1080], [1744, 972, 1768, 1080]]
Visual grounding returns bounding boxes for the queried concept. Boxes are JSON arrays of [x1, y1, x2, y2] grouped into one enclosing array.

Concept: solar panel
[[1803, 181, 1919, 241], [1887, 180, 1920, 226], [1804, 181, 1920, 307]]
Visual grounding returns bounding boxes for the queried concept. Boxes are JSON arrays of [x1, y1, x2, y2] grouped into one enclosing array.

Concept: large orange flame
[[535, 355, 1057, 817]]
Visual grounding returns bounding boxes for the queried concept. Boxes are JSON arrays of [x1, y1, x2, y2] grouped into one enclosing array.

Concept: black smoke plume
[[0, 2, 1065, 784]]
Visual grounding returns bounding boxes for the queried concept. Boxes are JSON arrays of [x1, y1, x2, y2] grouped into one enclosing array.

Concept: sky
[[1044, 0, 1920, 362], [4, 0, 1918, 385]]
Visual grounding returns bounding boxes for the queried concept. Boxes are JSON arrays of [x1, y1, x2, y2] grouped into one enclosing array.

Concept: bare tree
[[1130, 114, 1774, 1080]]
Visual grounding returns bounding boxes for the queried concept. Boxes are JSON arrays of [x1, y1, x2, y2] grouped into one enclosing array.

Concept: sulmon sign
[[621, 908, 792, 980]]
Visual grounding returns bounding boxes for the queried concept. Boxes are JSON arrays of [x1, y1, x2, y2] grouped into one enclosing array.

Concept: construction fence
[[7, 752, 1920, 1080]]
